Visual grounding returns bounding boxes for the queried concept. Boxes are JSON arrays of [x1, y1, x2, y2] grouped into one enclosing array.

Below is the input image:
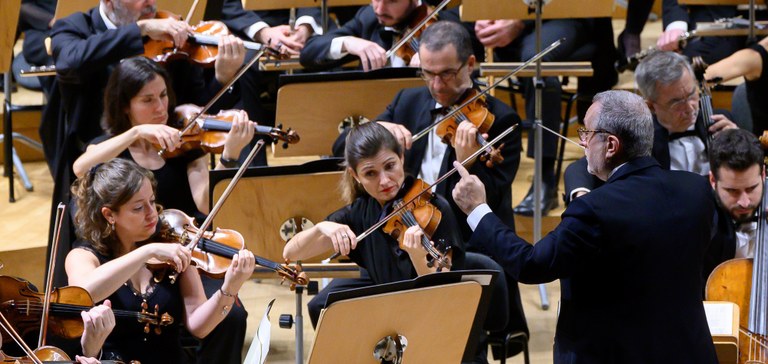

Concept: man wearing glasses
[[564, 51, 738, 203], [452, 90, 719, 363]]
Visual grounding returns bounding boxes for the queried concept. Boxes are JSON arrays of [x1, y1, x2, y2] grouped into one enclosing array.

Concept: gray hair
[[419, 21, 473, 63], [593, 90, 654, 159], [634, 51, 694, 102]]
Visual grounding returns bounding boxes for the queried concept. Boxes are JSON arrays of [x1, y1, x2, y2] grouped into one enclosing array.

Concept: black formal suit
[[469, 156, 718, 363], [299, 5, 458, 70], [662, 0, 742, 64], [220, 0, 323, 40], [564, 114, 711, 204]]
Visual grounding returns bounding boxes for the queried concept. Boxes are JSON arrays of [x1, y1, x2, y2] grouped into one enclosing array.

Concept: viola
[[159, 105, 300, 159], [0, 276, 173, 345], [143, 10, 272, 68], [434, 89, 504, 168], [382, 177, 452, 271], [148, 209, 308, 288]]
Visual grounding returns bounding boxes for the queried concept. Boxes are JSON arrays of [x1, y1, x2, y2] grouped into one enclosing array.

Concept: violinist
[[71, 57, 253, 364], [453, 90, 719, 363], [469, 16, 616, 216], [65, 158, 256, 364], [705, 129, 764, 285], [299, 0, 459, 71], [563, 51, 739, 204]]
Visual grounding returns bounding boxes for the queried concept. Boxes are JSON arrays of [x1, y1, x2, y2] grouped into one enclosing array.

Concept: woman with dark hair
[[72, 56, 255, 219], [65, 158, 255, 364], [284, 122, 466, 280]]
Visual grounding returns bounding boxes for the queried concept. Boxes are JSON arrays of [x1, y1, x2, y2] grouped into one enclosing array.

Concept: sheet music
[[704, 302, 736, 336], [243, 299, 275, 364]]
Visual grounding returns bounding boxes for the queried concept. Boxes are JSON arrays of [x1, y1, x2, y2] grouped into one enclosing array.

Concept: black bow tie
[[668, 130, 700, 141], [431, 107, 450, 117]]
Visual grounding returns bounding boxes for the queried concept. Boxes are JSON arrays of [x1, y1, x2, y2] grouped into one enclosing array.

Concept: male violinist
[[705, 128, 764, 285], [563, 51, 739, 203], [329, 21, 528, 360], [299, 0, 459, 71]]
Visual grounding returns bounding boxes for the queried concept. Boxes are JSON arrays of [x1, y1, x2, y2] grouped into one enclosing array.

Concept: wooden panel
[[54, 0, 95, 21], [0, 0, 21, 72], [0, 108, 46, 163], [212, 171, 346, 263], [243, 0, 370, 11], [0, 247, 47, 289], [461, 0, 613, 21], [309, 282, 481, 363], [274, 77, 423, 157]]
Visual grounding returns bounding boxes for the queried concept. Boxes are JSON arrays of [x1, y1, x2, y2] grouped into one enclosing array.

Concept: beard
[[111, 1, 157, 26], [714, 190, 759, 224]]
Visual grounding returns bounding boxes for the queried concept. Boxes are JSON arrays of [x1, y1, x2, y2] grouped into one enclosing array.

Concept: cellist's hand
[[709, 114, 738, 138], [222, 249, 256, 295], [137, 18, 191, 48], [80, 299, 115, 358], [215, 35, 246, 84], [220, 109, 255, 161]]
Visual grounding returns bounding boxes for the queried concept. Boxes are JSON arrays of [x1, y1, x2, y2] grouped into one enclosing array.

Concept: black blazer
[[220, 0, 322, 40], [470, 156, 718, 364], [704, 188, 738, 286], [299, 5, 458, 70], [334, 86, 522, 242], [662, 0, 738, 29]]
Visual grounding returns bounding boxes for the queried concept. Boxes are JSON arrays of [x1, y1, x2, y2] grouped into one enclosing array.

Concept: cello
[[706, 166, 768, 362]]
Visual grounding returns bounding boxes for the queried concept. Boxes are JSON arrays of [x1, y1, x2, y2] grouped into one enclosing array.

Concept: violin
[[386, 0, 451, 63], [434, 89, 504, 168], [0, 276, 173, 344], [0, 347, 128, 364], [148, 209, 308, 288], [382, 177, 452, 271], [143, 10, 271, 67], [159, 105, 300, 159]]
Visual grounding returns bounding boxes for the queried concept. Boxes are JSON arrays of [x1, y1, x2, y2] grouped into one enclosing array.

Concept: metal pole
[[294, 285, 304, 364], [321, 0, 329, 34], [4, 72, 14, 202], [533, 0, 550, 310]]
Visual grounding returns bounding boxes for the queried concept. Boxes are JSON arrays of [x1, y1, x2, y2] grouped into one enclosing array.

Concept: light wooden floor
[[0, 17, 674, 364]]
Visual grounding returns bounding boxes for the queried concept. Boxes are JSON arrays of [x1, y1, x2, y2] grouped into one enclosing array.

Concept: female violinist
[[65, 158, 255, 364], [283, 122, 465, 280], [71, 57, 253, 364], [73, 57, 255, 219]]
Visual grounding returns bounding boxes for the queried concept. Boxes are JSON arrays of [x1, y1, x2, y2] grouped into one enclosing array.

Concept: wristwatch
[[219, 156, 239, 168]]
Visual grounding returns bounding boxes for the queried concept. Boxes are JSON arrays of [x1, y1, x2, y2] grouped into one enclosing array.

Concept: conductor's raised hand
[[451, 160, 487, 215]]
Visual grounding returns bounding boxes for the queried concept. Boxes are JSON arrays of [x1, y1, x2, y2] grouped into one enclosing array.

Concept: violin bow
[[411, 38, 563, 143], [328, 123, 518, 260], [38, 203, 65, 348], [0, 311, 44, 364], [165, 140, 265, 283], [185, 0, 200, 24], [385, 0, 451, 59]]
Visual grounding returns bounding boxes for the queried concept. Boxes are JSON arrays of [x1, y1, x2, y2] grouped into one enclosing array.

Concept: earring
[[110, 221, 115, 232]]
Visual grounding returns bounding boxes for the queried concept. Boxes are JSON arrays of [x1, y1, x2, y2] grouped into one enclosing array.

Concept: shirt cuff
[[330, 36, 352, 60], [665, 21, 688, 33], [467, 203, 493, 232], [245, 22, 270, 42], [295, 16, 323, 35], [569, 187, 591, 202]]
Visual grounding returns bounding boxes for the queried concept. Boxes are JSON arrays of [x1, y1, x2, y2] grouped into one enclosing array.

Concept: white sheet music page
[[704, 302, 736, 336], [244, 299, 276, 364]]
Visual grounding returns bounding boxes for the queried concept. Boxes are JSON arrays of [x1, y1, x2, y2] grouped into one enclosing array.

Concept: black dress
[[72, 243, 184, 364], [325, 176, 466, 284], [746, 42, 768, 135]]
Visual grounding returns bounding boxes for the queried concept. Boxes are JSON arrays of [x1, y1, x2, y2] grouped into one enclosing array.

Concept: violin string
[[398, 206, 443, 260], [11, 301, 148, 319]]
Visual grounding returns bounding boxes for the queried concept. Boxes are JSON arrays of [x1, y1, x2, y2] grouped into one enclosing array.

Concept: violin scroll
[[276, 261, 309, 290], [139, 302, 174, 335]]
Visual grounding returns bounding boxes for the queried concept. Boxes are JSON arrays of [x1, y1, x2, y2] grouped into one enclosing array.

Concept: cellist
[[704, 129, 764, 285]]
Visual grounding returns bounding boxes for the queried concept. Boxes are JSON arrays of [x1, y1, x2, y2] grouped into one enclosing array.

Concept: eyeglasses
[[657, 89, 700, 111], [419, 61, 467, 82], [577, 127, 612, 143]]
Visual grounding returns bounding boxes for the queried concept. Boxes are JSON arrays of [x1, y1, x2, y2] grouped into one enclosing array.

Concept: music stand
[[274, 67, 423, 157], [310, 270, 497, 363], [2, 0, 22, 202], [461, 0, 613, 311]]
